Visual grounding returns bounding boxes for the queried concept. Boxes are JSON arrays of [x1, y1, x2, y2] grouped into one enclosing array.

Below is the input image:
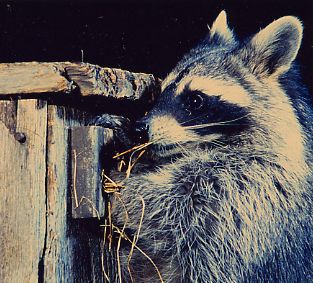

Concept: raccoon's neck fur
[[149, 144, 310, 282]]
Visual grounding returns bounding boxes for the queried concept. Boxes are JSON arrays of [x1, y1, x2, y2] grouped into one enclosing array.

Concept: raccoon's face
[[135, 11, 303, 159], [142, 73, 252, 157]]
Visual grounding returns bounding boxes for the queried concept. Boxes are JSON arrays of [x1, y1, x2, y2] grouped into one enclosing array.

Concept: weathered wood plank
[[0, 62, 161, 101], [65, 63, 161, 100], [0, 62, 70, 95], [43, 105, 71, 283], [70, 126, 113, 219], [44, 105, 110, 283], [0, 99, 47, 282]]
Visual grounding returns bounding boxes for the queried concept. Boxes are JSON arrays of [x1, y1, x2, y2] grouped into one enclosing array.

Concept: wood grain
[[43, 105, 71, 282], [0, 99, 47, 282], [0, 100, 17, 133], [0, 62, 70, 95]]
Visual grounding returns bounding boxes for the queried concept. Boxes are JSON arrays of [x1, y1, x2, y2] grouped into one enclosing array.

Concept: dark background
[[0, 0, 312, 92]]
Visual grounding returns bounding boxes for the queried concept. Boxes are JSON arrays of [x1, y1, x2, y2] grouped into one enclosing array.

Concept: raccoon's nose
[[133, 121, 149, 144]]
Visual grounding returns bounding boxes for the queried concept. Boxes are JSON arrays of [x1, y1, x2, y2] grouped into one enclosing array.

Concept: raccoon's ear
[[209, 10, 235, 44], [241, 16, 303, 76]]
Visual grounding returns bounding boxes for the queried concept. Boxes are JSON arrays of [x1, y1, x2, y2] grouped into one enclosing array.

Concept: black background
[[0, 0, 312, 93]]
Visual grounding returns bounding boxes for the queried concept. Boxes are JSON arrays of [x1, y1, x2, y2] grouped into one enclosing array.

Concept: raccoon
[[109, 11, 313, 283]]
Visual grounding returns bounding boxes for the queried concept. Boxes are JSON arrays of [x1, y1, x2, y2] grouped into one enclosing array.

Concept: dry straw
[[102, 141, 164, 282]]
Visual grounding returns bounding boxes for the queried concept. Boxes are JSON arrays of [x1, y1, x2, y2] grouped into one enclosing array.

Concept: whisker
[[186, 123, 248, 130], [183, 114, 250, 130], [181, 113, 210, 125]]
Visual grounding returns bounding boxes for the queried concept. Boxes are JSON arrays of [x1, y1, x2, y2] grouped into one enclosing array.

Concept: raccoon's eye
[[186, 91, 204, 111]]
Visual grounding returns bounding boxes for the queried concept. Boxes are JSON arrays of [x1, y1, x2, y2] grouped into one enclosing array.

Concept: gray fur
[[111, 11, 313, 282]]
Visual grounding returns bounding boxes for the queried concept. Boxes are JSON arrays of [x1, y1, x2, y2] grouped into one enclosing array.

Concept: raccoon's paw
[[91, 114, 132, 146], [90, 113, 130, 129]]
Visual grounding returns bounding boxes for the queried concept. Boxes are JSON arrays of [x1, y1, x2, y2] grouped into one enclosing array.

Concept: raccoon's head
[[135, 11, 304, 159]]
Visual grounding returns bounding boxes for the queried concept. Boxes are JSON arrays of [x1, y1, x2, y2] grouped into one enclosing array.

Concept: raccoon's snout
[[133, 120, 150, 144]]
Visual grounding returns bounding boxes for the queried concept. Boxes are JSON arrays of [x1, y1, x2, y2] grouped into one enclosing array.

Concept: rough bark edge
[[0, 62, 161, 101]]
